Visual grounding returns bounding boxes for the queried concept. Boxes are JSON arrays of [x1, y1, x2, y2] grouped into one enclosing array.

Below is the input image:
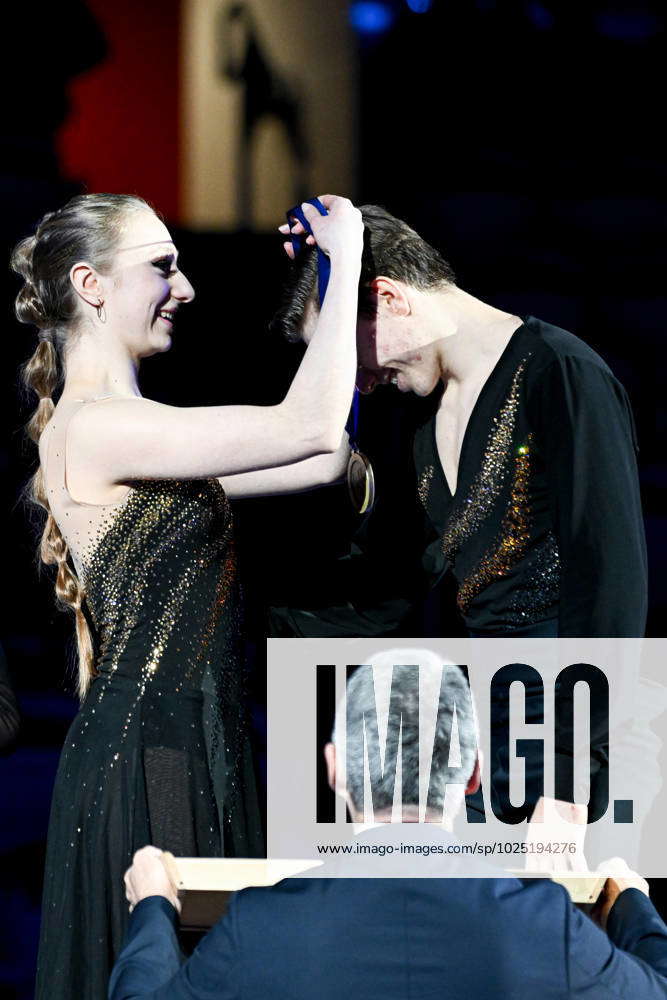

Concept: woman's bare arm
[[69, 198, 362, 486], [218, 433, 349, 499]]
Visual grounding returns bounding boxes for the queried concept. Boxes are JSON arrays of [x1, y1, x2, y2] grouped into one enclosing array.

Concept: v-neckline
[[432, 318, 528, 500]]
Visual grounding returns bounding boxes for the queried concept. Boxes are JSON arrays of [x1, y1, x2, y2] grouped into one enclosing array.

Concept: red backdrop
[[57, 0, 181, 222]]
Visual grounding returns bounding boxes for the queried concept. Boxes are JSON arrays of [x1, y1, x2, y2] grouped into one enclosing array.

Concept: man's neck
[[429, 287, 523, 387], [352, 809, 454, 832]]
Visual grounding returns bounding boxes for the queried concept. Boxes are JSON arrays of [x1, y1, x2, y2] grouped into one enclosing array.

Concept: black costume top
[[273, 316, 647, 638]]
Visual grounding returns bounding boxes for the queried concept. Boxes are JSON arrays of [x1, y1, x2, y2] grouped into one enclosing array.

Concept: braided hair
[[12, 193, 152, 699]]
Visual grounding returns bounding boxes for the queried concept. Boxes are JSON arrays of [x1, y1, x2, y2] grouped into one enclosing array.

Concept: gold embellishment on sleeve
[[441, 359, 529, 560], [456, 436, 533, 614], [417, 465, 435, 507]]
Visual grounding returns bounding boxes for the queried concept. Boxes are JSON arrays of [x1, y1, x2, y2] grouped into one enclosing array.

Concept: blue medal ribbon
[[286, 197, 360, 451], [346, 386, 361, 452], [286, 197, 331, 304]]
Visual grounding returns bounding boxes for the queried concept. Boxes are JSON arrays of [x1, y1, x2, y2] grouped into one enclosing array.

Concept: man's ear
[[368, 276, 411, 317], [465, 755, 481, 796], [324, 742, 336, 792], [70, 261, 104, 309]]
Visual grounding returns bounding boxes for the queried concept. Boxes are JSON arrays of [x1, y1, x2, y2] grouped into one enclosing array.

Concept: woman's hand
[[279, 195, 363, 261]]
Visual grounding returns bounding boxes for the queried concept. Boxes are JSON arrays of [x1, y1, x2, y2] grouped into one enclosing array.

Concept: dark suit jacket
[[109, 876, 667, 999]]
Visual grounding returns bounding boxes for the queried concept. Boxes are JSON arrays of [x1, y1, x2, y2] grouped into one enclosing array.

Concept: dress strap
[[71, 394, 121, 403], [46, 396, 134, 504], [46, 399, 89, 498]]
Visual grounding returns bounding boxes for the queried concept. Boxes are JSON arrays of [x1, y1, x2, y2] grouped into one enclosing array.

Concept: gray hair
[[335, 649, 478, 817]]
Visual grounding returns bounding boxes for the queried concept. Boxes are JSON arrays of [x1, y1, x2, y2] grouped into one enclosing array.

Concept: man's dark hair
[[269, 204, 456, 343]]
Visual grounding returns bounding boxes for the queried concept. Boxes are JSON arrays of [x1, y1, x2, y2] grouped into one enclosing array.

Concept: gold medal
[[347, 449, 375, 514]]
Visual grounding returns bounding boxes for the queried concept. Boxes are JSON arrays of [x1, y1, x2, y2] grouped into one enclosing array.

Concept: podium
[[161, 855, 606, 930], [509, 872, 606, 904], [161, 856, 323, 930]]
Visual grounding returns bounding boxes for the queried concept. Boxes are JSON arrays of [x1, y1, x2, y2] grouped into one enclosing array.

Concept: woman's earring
[[95, 300, 107, 324]]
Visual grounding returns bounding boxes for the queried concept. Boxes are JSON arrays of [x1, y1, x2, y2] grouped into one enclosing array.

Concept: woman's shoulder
[[62, 394, 160, 445]]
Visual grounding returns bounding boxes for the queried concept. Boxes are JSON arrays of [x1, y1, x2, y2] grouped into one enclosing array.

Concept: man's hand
[[591, 857, 650, 930], [124, 845, 182, 915]]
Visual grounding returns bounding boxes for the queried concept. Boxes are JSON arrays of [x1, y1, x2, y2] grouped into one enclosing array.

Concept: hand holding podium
[[161, 855, 324, 930], [514, 797, 650, 916]]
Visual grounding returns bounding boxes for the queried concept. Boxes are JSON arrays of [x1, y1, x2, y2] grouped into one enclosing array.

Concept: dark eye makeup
[[152, 256, 178, 276]]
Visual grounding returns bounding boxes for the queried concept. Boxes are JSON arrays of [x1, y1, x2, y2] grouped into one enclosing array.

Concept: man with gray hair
[[110, 656, 667, 999], [325, 652, 480, 834]]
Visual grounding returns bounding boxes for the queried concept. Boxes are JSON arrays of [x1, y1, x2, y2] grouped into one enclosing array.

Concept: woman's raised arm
[[71, 197, 362, 485]]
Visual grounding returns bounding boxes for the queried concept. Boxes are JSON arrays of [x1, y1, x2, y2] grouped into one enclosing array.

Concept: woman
[[12, 191, 361, 999]]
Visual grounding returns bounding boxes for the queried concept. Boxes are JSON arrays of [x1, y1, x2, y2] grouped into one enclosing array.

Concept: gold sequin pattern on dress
[[80, 488, 160, 695], [441, 359, 529, 560], [73, 478, 247, 824], [456, 435, 534, 613], [417, 465, 435, 508]]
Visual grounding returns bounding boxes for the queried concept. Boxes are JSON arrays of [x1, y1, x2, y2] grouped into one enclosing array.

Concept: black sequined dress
[[35, 398, 263, 1000]]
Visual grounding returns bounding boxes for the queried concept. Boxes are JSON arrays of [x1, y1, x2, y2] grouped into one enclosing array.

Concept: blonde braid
[[13, 193, 152, 700], [15, 256, 97, 701]]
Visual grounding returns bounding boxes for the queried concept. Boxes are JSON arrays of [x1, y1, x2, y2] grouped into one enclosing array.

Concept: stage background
[[1, 1, 666, 995]]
